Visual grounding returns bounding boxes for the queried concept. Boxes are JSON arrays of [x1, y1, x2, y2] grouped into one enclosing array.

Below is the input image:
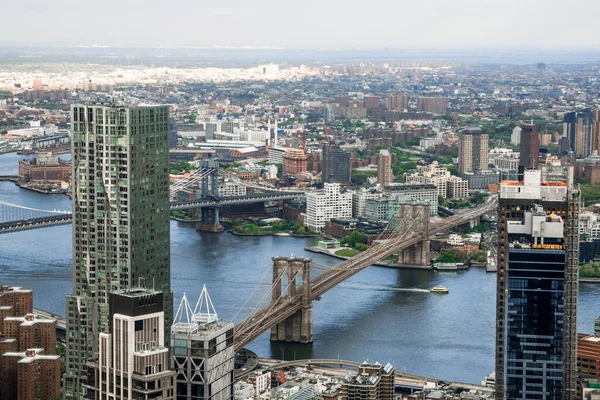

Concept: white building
[[511, 126, 522, 145], [447, 234, 465, 246], [234, 382, 255, 400], [305, 183, 353, 232], [237, 128, 269, 143], [447, 176, 469, 200], [364, 197, 391, 222], [219, 179, 247, 197], [384, 183, 438, 216], [268, 146, 287, 164], [352, 188, 380, 218]]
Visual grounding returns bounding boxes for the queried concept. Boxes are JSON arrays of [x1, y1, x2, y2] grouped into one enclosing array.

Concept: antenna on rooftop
[[192, 285, 218, 324], [173, 293, 194, 327]]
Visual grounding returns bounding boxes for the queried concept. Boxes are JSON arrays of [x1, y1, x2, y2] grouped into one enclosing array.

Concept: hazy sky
[[1, 0, 599, 49]]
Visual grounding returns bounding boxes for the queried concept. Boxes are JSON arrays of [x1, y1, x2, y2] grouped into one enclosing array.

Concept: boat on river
[[430, 285, 449, 294]]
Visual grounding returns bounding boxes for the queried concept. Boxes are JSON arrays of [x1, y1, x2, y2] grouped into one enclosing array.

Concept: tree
[[340, 230, 368, 249]]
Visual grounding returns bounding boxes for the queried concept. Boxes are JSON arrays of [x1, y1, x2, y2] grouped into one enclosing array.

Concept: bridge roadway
[[234, 197, 498, 350], [0, 214, 72, 234], [0, 191, 305, 233]]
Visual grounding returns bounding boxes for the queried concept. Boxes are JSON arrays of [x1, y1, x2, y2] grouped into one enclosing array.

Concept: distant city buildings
[[416, 96, 447, 114], [377, 150, 392, 187], [564, 109, 600, 158], [458, 126, 489, 174], [384, 94, 409, 110], [322, 144, 351, 184], [283, 148, 307, 176], [518, 124, 539, 170]]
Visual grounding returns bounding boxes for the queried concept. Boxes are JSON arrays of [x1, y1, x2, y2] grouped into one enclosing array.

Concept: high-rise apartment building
[[171, 286, 234, 400], [169, 116, 178, 149], [363, 96, 380, 110], [458, 127, 489, 174], [305, 183, 353, 232], [85, 288, 175, 399], [65, 104, 173, 398], [384, 94, 409, 111], [377, 149, 392, 187], [495, 167, 579, 400], [416, 96, 447, 114], [564, 109, 600, 158], [519, 124, 539, 170], [1, 348, 61, 400], [322, 144, 351, 184], [511, 126, 522, 145]]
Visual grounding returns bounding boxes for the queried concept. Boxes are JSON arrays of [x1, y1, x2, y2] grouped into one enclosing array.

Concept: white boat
[[430, 285, 449, 294]]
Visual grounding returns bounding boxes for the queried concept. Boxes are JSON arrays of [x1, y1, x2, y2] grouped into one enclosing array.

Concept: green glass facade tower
[[64, 104, 172, 398]]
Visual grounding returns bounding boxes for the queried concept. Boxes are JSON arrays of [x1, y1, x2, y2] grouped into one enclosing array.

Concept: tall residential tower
[[65, 104, 172, 398], [495, 167, 579, 399], [458, 127, 489, 174]]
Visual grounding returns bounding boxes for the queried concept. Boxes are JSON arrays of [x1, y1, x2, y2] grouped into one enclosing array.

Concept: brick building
[[18, 155, 71, 182], [1, 349, 61, 400], [0, 286, 33, 332], [283, 148, 307, 175], [3, 313, 56, 353], [0, 287, 59, 400]]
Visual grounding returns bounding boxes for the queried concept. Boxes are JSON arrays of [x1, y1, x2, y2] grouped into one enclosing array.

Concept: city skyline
[[2, 0, 600, 49]]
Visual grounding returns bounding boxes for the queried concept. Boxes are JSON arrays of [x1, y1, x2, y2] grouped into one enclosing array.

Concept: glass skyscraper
[[64, 104, 172, 398]]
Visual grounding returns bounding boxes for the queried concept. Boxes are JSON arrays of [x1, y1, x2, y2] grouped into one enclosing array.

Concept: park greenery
[[233, 219, 313, 235], [170, 161, 194, 175], [335, 248, 360, 257], [351, 169, 377, 185], [580, 262, 600, 278], [580, 183, 600, 205], [340, 230, 368, 250]]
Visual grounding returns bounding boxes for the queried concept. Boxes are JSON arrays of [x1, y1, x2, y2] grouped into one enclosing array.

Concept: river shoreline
[[304, 246, 432, 270]]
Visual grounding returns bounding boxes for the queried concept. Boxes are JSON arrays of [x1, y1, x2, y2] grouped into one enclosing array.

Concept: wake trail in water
[[341, 283, 430, 293]]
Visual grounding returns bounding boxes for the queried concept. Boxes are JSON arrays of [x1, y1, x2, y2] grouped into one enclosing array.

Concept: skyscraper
[[65, 104, 173, 398], [85, 288, 175, 399], [377, 149, 392, 187], [322, 143, 351, 184], [519, 124, 539, 170], [171, 286, 234, 400], [458, 127, 489, 174], [495, 167, 579, 400], [563, 109, 600, 158]]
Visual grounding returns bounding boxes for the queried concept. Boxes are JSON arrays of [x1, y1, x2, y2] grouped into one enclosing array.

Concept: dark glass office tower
[[495, 167, 579, 400]]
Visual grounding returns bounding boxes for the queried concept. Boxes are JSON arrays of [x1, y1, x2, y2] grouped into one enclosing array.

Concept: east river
[[1, 151, 600, 384]]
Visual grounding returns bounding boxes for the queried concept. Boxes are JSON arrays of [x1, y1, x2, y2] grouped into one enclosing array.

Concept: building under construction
[[494, 166, 579, 400]]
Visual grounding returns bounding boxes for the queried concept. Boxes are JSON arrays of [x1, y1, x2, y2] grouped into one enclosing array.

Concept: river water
[[1, 151, 599, 384]]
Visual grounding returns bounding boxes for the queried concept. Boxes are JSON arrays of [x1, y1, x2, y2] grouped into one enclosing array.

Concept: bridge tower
[[196, 159, 224, 232], [394, 204, 430, 266], [270, 255, 313, 343]]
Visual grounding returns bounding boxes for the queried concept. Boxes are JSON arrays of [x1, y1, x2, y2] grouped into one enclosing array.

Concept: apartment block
[[1, 348, 60, 400], [85, 288, 175, 399], [306, 183, 353, 232], [458, 127, 489, 174]]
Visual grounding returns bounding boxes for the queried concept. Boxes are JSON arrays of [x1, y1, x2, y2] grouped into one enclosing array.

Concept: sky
[[1, 0, 599, 50]]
